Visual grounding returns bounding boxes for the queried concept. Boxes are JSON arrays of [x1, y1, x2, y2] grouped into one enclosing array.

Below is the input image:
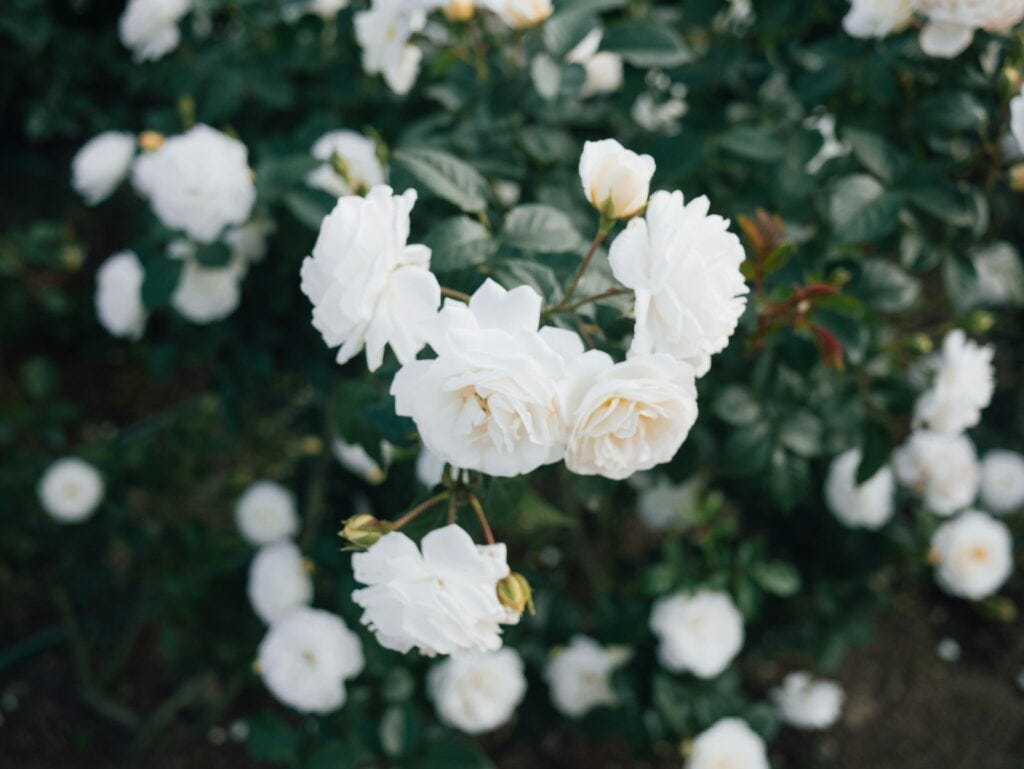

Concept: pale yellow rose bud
[[138, 130, 165, 151], [1008, 163, 1024, 192], [496, 572, 534, 615], [340, 514, 393, 548], [443, 0, 475, 22], [578, 139, 656, 220], [497, 0, 553, 30]]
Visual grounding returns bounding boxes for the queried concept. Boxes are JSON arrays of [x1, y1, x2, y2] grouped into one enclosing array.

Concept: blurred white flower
[[355, 0, 426, 95], [631, 93, 688, 135], [894, 430, 980, 516], [415, 446, 447, 488], [980, 449, 1024, 514], [914, 330, 994, 435], [306, 130, 385, 198], [132, 124, 255, 243], [119, 0, 190, 62], [842, 0, 914, 38], [636, 475, 701, 531], [168, 241, 247, 324], [332, 438, 394, 484], [1012, 90, 1024, 154], [493, 180, 521, 207], [771, 671, 844, 730], [38, 458, 104, 523], [916, 0, 1024, 58], [649, 589, 744, 679], [257, 607, 364, 713], [307, 0, 349, 18], [579, 139, 656, 220], [609, 190, 748, 376], [804, 113, 851, 174], [95, 251, 147, 340], [235, 481, 299, 546], [487, 0, 553, 28], [351, 524, 519, 655], [301, 185, 440, 372], [71, 132, 136, 205], [544, 635, 629, 718], [566, 29, 623, 98], [248, 541, 314, 624], [428, 649, 527, 733], [930, 509, 1013, 599], [687, 718, 769, 769], [824, 448, 895, 530], [936, 636, 962, 661]]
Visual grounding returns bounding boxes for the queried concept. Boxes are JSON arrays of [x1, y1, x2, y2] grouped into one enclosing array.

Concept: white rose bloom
[[235, 481, 299, 546], [894, 431, 980, 516], [486, 0, 553, 28], [917, 0, 1024, 58], [416, 446, 447, 488], [544, 635, 630, 718], [563, 352, 698, 480], [168, 241, 247, 324], [566, 29, 624, 98], [248, 541, 314, 624], [132, 124, 256, 243], [771, 671, 844, 730], [95, 251, 147, 340], [649, 589, 744, 679], [38, 458, 105, 523], [257, 607, 364, 714], [306, 130, 386, 198], [609, 190, 748, 376], [71, 132, 136, 205], [930, 509, 1013, 599], [1011, 91, 1024, 154], [914, 330, 994, 435], [428, 649, 527, 734], [824, 448, 896, 530], [300, 185, 440, 372], [351, 524, 519, 656], [392, 279, 579, 478], [354, 0, 426, 95], [118, 0, 190, 62], [333, 438, 394, 484], [980, 449, 1024, 514], [307, 0, 349, 18], [636, 475, 701, 531], [842, 0, 914, 38], [687, 718, 769, 769], [579, 139, 656, 220]]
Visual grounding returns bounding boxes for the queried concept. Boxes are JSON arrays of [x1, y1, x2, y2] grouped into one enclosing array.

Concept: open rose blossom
[[579, 139, 655, 220], [354, 0, 426, 95], [247, 541, 314, 624], [824, 448, 895, 530], [38, 458, 105, 523], [930, 509, 1013, 600], [118, 0, 190, 62], [687, 718, 769, 769], [916, 0, 1024, 58], [428, 648, 527, 734], [72, 132, 136, 205], [842, 0, 914, 38], [894, 430, 980, 516], [771, 671, 844, 730], [544, 635, 630, 718], [235, 481, 299, 546], [913, 330, 994, 435], [649, 589, 744, 679], [980, 449, 1024, 514], [95, 251, 147, 339]]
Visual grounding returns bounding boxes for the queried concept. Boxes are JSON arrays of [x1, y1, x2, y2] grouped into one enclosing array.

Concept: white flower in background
[[235, 481, 299, 546], [306, 130, 386, 198], [428, 649, 527, 734], [71, 132, 136, 205], [632, 93, 688, 135], [566, 29, 624, 98], [355, 0, 426, 95], [545, 635, 630, 718], [300, 185, 440, 372], [38, 458, 105, 523], [392, 279, 578, 478], [95, 251, 147, 340], [563, 353, 698, 480], [248, 541, 314, 624], [224, 219, 275, 264], [636, 475, 701, 531], [712, 0, 756, 31], [842, 0, 914, 38], [351, 524, 519, 656], [975, 242, 1024, 306], [1012, 90, 1024, 152], [930, 509, 1013, 599], [916, 0, 1024, 58], [132, 125, 255, 243], [772, 672, 844, 730], [894, 431, 980, 516], [494, 180, 521, 207], [649, 589, 744, 679], [804, 113, 851, 174], [824, 448, 895, 530], [168, 241, 247, 324], [118, 0, 190, 62], [416, 446, 447, 488], [307, 0, 349, 18], [579, 139, 656, 220], [257, 607, 364, 714], [332, 439, 394, 484], [488, 0, 553, 28], [980, 449, 1024, 513], [687, 718, 769, 769], [914, 330, 994, 435], [609, 190, 748, 376]]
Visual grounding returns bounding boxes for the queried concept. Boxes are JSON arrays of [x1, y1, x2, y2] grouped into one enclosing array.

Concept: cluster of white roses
[[843, 0, 1024, 58]]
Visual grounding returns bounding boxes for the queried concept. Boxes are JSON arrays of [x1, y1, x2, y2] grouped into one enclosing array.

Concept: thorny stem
[[560, 219, 612, 308], [441, 286, 472, 303], [393, 491, 451, 529], [468, 494, 495, 545], [545, 287, 632, 318]]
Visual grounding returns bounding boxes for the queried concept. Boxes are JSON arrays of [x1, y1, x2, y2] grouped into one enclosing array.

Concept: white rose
[[824, 448, 896, 530], [301, 185, 440, 372], [248, 541, 314, 624], [71, 132, 136, 205], [842, 0, 914, 38], [333, 439, 394, 484], [609, 190, 748, 376], [257, 607, 364, 714], [913, 330, 994, 435], [635, 475, 702, 531], [118, 0, 190, 62], [771, 671, 844, 730], [168, 241, 247, 324], [579, 139, 656, 220], [563, 353, 698, 481], [95, 251, 147, 339], [307, 0, 349, 18], [980, 449, 1024, 514], [38, 458, 105, 523], [649, 589, 744, 679], [917, 0, 1024, 58], [566, 30, 624, 98], [687, 718, 769, 769], [544, 635, 630, 718], [894, 430, 980, 516], [428, 649, 527, 734], [1012, 90, 1024, 154], [306, 130, 386, 198], [930, 509, 1013, 599], [487, 0, 553, 28], [354, 0, 426, 95], [392, 279, 579, 478], [351, 523, 519, 656], [132, 124, 255, 243], [235, 481, 299, 546]]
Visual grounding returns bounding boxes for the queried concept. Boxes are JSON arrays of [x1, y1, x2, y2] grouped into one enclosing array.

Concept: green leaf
[[752, 560, 801, 597], [602, 21, 689, 67], [246, 712, 299, 763], [501, 204, 582, 253], [423, 216, 495, 272], [778, 411, 823, 458], [943, 250, 979, 313], [903, 178, 980, 228], [843, 128, 908, 184], [519, 125, 578, 165], [392, 147, 488, 213], [718, 126, 786, 163], [768, 449, 810, 511], [140, 256, 182, 310], [857, 417, 891, 484], [852, 259, 920, 313], [913, 91, 987, 134], [827, 174, 902, 244], [305, 741, 363, 769], [284, 188, 333, 230], [712, 386, 761, 427], [971, 241, 1024, 306], [410, 740, 495, 769]]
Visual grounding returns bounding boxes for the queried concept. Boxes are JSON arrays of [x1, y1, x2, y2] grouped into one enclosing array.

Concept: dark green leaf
[[501, 204, 582, 253], [423, 216, 496, 272], [392, 147, 489, 213]]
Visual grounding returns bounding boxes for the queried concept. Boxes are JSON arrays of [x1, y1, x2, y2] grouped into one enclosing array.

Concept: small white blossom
[[824, 448, 896, 530], [248, 541, 314, 624], [980, 449, 1024, 514], [1012, 90, 1024, 153], [916, 0, 1024, 58], [307, 0, 349, 18], [333, 439, 394, 484], [635, 475, 702, 531], [119, 0, 190, 62], [894, 431, 980, 516], [771, 671, 844, 730], [168, 241, 247, 324], [842, 0, 914, 38], [914, 330, 994, 435], [566, 29, 623, 98], [930, 509, 1013, 599], [486, 0, 553, 28], [355, 0, 426, 95], [428, 649, 527, 734], [578, 139, 656, 220], [235, 481, 299, 546], [936, 636, 962, 661], [38, 458, 104, 523], [544, 635, 629, 718], [71, 132, 136, 205], [95, 251, 147, 339], [687, 718, 769, 769], [306, 130, 385, 198], [649, 589, 744, 679]]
